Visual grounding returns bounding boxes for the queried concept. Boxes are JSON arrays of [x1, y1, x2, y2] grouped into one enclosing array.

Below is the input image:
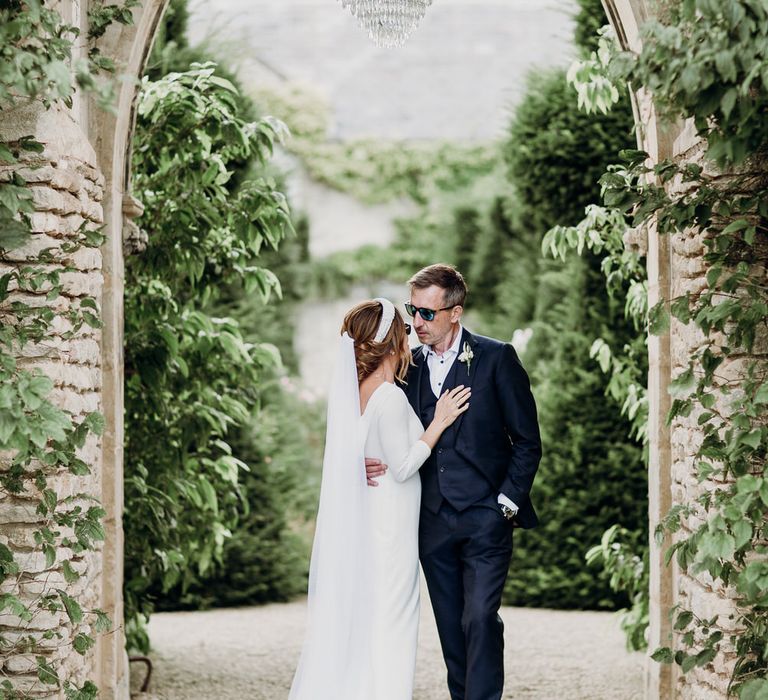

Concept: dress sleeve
[[376, 388, 431, 483]]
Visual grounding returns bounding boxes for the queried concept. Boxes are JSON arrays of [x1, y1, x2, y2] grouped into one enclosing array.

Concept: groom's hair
[[408, 263, 468, 308]]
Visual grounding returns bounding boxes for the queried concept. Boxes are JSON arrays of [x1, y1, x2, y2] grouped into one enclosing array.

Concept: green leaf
[[198, 477, 218, 513], [72, 632, 95, 655], [81, 311, 102, 328], [721, 218, 750, 235], [740, 678, 768, 700], [736, 475, 761, 494], [740, 429, 763, 450], [720, 87, 737, 118], [0, 542, 18, 577], [0, 409, 16, 445], [754, 383, 768, 404], [0, 593, 32, 621], [37, 656, 59, 686], [651, 646, 674, 664], [84, 411, 105, 436], [680, 653, 698, 673], [732, 519, 752, 550], [43, 488, 57, 514], [208, 75, 238, 93], [0, 216, 32, 251], [56, 589, 84, 624], [669, 368, 696, 397], [706, 264, 722, 288], [698, 529, 736, 560], [43, 543, 56, 568], [93, 608, 112, 633], [0, 144, 16, 164], [649, 301, 670, 335], [62, 560, 80, 583], [674, 610, 694, 630]]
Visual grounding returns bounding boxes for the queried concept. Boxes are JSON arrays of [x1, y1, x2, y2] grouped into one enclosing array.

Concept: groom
[[366, 263, 542, 700]]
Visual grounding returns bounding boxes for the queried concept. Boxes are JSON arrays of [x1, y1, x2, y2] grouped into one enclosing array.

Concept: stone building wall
[[668, 128, 744, 699], [0, 103, 105, 696]]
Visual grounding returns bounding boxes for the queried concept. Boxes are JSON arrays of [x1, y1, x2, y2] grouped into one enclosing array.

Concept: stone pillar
[[0, 1, 167, 697], [667, 128, 742, 699], [603, 2, 680, 697], [604, 4, 746, 698], [0, 99, 105, 698], [89, 2, 169, 697]]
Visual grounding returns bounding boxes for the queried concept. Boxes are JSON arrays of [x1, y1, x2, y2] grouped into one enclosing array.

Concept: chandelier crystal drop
[[340, 0, 434, 49]]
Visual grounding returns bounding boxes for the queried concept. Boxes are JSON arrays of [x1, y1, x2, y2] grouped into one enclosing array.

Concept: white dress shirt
[[421, 325, 519, 516], [422, 322, 465, 399]]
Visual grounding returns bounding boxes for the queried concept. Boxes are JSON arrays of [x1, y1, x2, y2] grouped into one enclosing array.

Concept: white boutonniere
[[458, 342, 474, 374]]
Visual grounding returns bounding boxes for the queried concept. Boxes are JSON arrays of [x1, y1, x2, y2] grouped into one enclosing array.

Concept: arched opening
[[95, 0, 680, 697], [89, 2, 170, 694]]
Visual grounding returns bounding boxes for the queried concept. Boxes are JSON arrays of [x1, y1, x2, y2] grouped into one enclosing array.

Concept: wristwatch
[[499, 503, 517, 520]]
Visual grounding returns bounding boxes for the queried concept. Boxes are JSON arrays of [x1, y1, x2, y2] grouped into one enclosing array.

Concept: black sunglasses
[[404, 302, 455, 322]]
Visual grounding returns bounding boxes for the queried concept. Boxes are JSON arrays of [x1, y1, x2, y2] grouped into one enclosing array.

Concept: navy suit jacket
[[404, 327, 542, 529]]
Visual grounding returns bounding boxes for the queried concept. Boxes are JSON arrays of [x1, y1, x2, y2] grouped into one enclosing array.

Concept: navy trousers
[[419, 497, 514, 700]]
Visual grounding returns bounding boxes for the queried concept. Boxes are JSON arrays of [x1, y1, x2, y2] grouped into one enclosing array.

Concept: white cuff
[[497, 493, 518, 514]]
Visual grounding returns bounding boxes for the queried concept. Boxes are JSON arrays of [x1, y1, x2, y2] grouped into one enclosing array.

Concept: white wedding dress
[[360, 381, 431, 700], [288, 335, 431, 700]]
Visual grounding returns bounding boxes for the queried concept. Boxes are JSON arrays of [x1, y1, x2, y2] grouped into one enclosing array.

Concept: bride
[[288, 297, 470, 700]]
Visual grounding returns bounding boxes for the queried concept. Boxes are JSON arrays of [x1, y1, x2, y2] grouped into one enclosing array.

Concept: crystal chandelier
[[340, 0, 434, 49]]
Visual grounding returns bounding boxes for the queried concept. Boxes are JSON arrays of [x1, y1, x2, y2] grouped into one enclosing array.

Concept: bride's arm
[[378, 387, 471, 482], [377, 391, 431, 483]]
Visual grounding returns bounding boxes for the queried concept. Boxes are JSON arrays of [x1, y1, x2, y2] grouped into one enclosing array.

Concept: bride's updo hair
[[341, 300, 412, 384]]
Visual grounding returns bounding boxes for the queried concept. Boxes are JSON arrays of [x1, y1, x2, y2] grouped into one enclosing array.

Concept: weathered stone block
[[67, 338, 101, 366], [4, 654, 38, 673], [3, 233, 63, 261], [60, 271, 102, 298], [0, 629, 61, 651], [85, 200, 104, 224], [0, 502, 39, 525], [27, 211, 60, 233], [0, 672, 59, 696], [29, 186, 65, 213], [70, 247, 102, 271], [61, 212, 86, 234], [3, 524, 39, 550], [0, 607, 62, 630]]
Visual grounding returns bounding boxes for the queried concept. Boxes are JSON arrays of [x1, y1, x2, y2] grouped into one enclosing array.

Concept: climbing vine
[[543, 202, 651, 651], [0, 1, 136, 697], [123, 62, 293, 651], [563, 1, 768, 695]]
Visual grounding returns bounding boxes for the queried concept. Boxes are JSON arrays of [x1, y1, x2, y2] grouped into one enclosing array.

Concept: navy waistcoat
[[418, 355, 493, 513]]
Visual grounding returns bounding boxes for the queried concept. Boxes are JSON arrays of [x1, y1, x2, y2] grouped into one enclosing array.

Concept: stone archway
[[88, 3, 169, 696], [0, 1, 725, 697], [600, 4, 677, 697]]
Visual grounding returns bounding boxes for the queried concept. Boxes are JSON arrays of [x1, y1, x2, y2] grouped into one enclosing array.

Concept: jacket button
[[438, 448, 443, 454], [439, 466, 445, 473]]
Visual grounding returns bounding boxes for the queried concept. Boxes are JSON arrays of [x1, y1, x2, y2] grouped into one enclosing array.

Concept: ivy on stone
[[0, 1, 136, 697], [566, 0, 768, 694]]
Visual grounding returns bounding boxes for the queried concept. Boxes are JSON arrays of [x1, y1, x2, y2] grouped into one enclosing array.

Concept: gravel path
[[133, 582, 644, 700]]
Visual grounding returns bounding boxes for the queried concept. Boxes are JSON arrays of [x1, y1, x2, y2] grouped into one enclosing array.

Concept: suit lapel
[[451, 328, 482, 442], [409, 344, 426, 411]]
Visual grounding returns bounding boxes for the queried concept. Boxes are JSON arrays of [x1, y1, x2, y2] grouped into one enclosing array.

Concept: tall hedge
[[125, 0, 318, 639], [496, 65, 647, 609]]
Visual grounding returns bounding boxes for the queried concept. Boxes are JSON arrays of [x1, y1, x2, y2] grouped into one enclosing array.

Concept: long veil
[[288, 332, 373, 700]]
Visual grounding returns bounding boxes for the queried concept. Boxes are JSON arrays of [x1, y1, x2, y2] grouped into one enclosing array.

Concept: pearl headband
[[372, 297, 395, 343]]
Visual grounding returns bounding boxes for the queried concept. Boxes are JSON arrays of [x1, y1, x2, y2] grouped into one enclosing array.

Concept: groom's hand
[[365, 457, 387, 486]]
